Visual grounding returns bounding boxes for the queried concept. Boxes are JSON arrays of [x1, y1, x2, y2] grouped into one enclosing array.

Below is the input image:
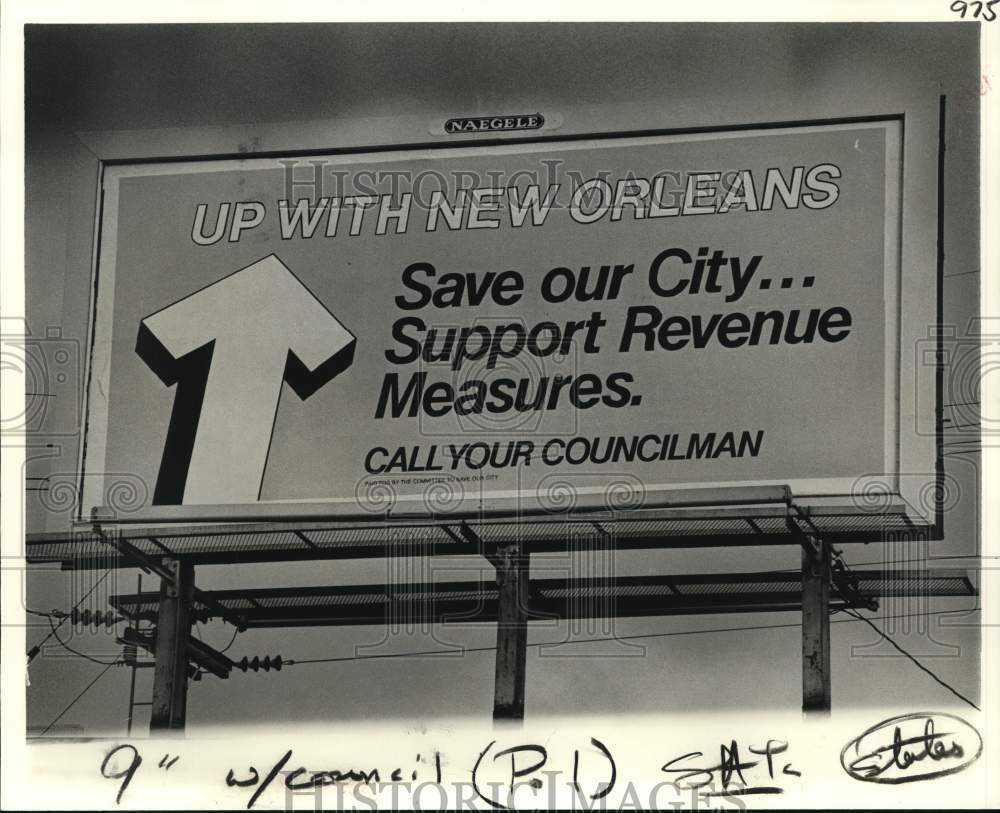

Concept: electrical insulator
[[122, 643, 138, 665], [69, 608, 122, 628], [236, 655, 283, 673]]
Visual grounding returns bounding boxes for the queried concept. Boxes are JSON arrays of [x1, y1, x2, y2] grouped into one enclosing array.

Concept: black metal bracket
[[122, 626, 234, 680], [830, 555, 879, 612], [458, 521, 505, 571], [92, 521, 247, 630], [786, 504, 824, 562], [784, 508, 878, 612]]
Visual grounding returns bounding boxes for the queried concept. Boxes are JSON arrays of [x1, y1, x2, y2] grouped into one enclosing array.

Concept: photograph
[[1, 6, 996, 810]]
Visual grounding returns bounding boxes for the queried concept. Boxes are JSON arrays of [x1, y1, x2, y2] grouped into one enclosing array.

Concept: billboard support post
[[125, 572, 142, 735], [801, 537, 832, 711], [491, 540, 529, 720], [150, 559, 195, 732]]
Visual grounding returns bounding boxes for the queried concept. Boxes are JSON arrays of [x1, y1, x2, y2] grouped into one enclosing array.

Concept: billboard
[[78, 119, 922, 524]]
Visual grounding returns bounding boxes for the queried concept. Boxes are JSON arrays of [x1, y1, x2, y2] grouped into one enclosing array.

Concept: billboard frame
[[57, 104, 943, 537]]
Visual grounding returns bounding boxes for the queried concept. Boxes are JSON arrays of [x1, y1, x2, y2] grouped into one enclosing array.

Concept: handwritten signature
[[841, 712, 982, 784], [661, 738, 800, 798]]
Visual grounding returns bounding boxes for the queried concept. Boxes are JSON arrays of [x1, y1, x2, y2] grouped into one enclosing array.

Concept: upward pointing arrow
[[136, 254, 356, 505]]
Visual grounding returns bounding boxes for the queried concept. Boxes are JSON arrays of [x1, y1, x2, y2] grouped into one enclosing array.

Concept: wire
[[26, 608, 61, 618], [282, 609, 961, 667], [925, 554, 997, 561], [27, 568, 112, 663], [831, 555, 992, 569], [31, 661, 117, 739], [830, 551, 979, 711], [192, 620, 240, 653], [46, 617, 123, 667], [218, 626, 240, 654], [841, 607, 979, 711], [288, 644, 496, 666]]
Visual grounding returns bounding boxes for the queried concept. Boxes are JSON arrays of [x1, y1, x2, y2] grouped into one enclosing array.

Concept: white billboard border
[[70, 114, 937, 532]]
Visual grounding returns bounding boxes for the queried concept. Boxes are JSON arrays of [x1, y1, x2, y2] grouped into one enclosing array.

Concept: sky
[[18, 21, 984, 736]]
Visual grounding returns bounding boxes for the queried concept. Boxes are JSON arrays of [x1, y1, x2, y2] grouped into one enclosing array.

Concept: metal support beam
[[123, 626, 234, 680], [126, 573, 142, 735], [150, 559, 194, 733], [111, 569, 973, 629], [801, 538, 831, 712], [93, 522, 245, 629], [491, 540, 529, 720]]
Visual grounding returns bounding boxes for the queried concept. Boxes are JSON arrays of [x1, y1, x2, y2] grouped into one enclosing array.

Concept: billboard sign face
[[79, 120, 925, 524]]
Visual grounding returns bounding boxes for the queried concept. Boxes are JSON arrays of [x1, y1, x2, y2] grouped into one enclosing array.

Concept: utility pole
[[150, 559, 195, 732], [492, 540, 529, 720], [801, 537, 831, 711]]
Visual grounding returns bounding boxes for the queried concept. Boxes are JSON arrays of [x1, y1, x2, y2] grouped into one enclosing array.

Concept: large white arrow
[[136, 254, 355, 505]]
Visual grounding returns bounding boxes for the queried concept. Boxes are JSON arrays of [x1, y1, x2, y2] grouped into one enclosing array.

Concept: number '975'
[[951, 0, 998, 20]]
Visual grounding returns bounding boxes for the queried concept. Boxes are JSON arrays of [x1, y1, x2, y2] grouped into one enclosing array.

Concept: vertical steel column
[[150, 559, 194, 733], [126, 573, 142, 735], [801, 539, 831, 711], [493, 541, 529, 720]]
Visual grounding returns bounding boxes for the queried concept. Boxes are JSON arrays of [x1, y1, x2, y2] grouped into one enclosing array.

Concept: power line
[[218, 626, 240, 654], [834, 555, 992, 569], [45, 617, 123, 667], [30, 595, 977, 731], [282, 609, 959, 667], [831, 553, 979, 711], [26, 608, 60, 618], [841, 607, 979, 711], [193, 620, 240, 653], [32, 661, 117, 739], [925, 554, 997, 561], [27, 568, 112, 663], [288, 644, 496, 666]]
